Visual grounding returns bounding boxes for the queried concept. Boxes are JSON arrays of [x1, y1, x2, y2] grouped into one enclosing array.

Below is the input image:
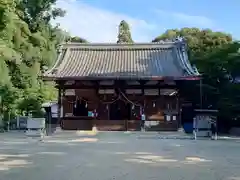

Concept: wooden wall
[[61, 91, 179, 131], [60, 80, 181, 131]]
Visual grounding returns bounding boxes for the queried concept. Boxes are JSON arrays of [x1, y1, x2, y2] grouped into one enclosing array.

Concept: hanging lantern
[[167, 103, 170, 110], [106, 104, 109, 110], [94, 109, 98, 117], [74, 96, 78, 108], [85, 102, 88, 108], [74, 102, 77, 108], [132, 104, 135, 110], [153, 102, 156, 107]]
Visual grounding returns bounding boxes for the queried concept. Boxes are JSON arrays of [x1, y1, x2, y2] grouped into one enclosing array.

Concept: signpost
[[194, 109, 218, 140], [25, 118, 45, 138]]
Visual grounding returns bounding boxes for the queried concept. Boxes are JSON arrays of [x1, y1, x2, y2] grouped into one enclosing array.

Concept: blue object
[[88, 111, 94, 117], [183, 123, 193, 133]]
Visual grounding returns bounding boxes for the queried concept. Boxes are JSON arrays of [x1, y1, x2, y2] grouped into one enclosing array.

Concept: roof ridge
[[62, 38, 186, 47], [60, 43, 184, 50]]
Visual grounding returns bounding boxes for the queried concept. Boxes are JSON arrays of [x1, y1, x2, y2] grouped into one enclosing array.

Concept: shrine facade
[[43, 39, 200, 131]]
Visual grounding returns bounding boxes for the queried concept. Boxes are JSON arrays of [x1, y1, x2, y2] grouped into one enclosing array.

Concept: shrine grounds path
[[1, 131, 240, 180]]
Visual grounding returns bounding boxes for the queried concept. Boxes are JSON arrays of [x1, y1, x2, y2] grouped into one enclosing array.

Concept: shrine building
[[43, 39, 200, 131]]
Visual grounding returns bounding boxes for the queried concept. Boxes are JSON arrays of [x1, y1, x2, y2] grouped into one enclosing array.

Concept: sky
[[53, 0, 240, 42]]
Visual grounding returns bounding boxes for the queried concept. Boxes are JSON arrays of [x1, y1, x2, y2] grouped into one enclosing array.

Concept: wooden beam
[[158, 80, 161, 96], [55, 80, 66, 89], [139, 81, 147, 95], [92, 80, 99, 95], [138, 80, 147, 85], [57, 86, 62, 127], [63, 84, 177, 89]]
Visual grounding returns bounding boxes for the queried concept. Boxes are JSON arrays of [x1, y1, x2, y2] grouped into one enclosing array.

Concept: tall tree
[[66, 36, 88, 43], [0, 0, 88, 120], [117, 20, 134, 43], [152, 28, 232, 63], [153, 28, 240, 126], [0, 0, 30, 118]]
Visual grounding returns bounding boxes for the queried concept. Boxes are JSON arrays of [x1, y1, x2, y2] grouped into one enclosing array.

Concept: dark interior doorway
[[110, 100, 131, 120], [73, 99, 88, 116]]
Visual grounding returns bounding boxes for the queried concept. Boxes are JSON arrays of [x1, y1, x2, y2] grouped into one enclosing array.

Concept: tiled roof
[[43, 40, 200, 80]]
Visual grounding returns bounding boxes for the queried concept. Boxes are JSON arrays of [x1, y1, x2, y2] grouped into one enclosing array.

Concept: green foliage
[[0, 60, 10, 84], [0, 0, 85, 120], [152, 28, 232, 62], [117, 20, 134, 43], [67, 36, 88, 43], [0, 84, 19, 120], [153, 28, 240, 120]]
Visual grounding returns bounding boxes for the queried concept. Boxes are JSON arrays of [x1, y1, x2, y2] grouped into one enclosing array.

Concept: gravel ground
[[0, 131, 240, 180]]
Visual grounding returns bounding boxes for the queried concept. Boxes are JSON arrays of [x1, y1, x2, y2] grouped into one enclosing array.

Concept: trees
[[152, 28, 233, 62], [0, 0, 86, 121], [0, 0, 30, 119], [199, 42, 240, 120], [153, 28, 240, 122], [67, 36, 88, 43], [117, 20, 134, 43]]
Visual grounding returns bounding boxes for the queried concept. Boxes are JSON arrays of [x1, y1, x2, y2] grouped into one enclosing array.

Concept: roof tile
[[44, 42, 199, 80]]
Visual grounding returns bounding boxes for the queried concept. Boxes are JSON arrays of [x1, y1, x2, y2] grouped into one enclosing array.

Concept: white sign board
[[26, 118, 45, 137], [173, 116, 176, 121], [98, 89, 115, 94], [194, 115, 212, 137], [65, 89, 75, 96], [166, 115, 171, 121], [27, 118, 45, 129], [51, 104, 63, 118]]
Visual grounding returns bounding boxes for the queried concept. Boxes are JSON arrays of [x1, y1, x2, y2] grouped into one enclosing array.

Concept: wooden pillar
[[62, 88, 66, 117], [140, 80, 146, 110], [106, 95, 110, 120], [179, 82, 186, 130], [200, 79, 203, 108], [177, 94, 181, 128], [57, 86, 62, 126]]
